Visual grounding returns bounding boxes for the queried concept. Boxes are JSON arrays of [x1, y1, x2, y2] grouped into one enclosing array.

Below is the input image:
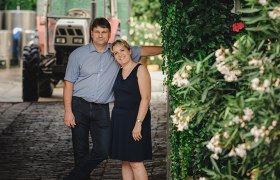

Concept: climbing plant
[[161, 0, 280, 179], [160, 0, 237, 179]]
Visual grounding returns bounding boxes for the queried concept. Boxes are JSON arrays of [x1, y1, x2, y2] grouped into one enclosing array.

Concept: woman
[[110, 39, 152, 180]]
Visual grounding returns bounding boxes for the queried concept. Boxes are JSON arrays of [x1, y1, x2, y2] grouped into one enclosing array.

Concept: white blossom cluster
[[248, 58, 265, 74], [215, 48, 241, 82], [259, 0, 268, 6], [251, 78, 271, 93], [228, 107, 254, 127], [206, 134, 222, 160], [170, 107, 191, 131], [228, 143, 251, 158], [268, 6, 280, 19], [273, 78, 280, 87], [172, 65, 192, 87], [250, 120, 277, 143]]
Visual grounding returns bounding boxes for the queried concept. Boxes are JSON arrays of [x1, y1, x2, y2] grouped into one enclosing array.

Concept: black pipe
[[91, 0, 96, 20]]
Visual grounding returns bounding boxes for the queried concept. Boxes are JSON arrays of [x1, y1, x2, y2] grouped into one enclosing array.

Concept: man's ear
[[108, 32, 111, 39]]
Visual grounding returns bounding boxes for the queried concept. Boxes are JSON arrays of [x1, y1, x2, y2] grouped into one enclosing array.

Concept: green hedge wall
[[161, 0, 280, 179], [160, 1, 237, 179]]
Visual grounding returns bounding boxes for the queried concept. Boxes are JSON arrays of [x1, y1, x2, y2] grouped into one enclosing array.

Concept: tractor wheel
[[39, 78, 54, 97], [22, 45, 39, 102]]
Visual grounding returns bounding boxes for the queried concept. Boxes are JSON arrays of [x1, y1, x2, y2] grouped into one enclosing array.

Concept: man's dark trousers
[[64, 96, 111, 180]]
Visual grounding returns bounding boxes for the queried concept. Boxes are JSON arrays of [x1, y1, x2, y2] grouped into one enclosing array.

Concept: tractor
[[22, 0, 125, 101]]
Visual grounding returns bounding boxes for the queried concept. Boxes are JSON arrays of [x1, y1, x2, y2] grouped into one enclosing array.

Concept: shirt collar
[[88, 43, 111, 53]]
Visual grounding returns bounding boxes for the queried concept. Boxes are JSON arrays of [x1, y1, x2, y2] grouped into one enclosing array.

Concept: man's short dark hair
[[90, 17, 111, 32]]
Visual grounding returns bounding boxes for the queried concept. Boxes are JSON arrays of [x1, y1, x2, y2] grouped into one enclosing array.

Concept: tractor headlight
[[73, 38, 83, 44], [55, 37, 66, 44]]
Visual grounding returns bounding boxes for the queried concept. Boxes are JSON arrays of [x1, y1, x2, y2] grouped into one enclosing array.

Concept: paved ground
[[0, 66, 168, 179]]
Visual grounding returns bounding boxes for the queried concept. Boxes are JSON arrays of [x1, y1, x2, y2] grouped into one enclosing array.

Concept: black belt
[[72, 96, 108, 106]]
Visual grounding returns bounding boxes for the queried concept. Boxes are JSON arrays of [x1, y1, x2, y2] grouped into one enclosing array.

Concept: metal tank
[[0, 30, 13, 68], [4, 10, 36, 30], [4, 10, 36, 65], [20, 30, 35, 58]]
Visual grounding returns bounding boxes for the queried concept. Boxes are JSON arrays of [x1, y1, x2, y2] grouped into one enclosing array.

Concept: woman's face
[[112, 44, 131, 66]]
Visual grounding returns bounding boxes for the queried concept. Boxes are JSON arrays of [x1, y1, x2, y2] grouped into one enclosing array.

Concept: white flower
[[265, 137, 271, 144], [185, 65, 192, 71], [215, 47, 242, 82], [171, 107, 192, 131], [215, 48, 224, 58], [251, 78, 260, 87], [248, 58, 262, 66], [223, 132, 229, 139], [216, 55, 225, 62], [235, 144, 247, 158], [199, 177, 206, 180], [211, 153, 219, 160], [228, 148, 236, 157], [215, 48, 229, 63], [172, 70, 191, 87], [216, 64, 230, 74], [230, 116, 242, 125], [259, 0, 268, 6], [207, 134, 222, 157], [181, 72, 188, 78], [263, 79, 270, 89], [243, 108, 254, 121], [177, 121, 188, 131], [232, 60, 238, 67], [268, 7, 280, 19], [259, 66, 265, 74], [206, 142, 214, 151], [225, 74, 237, 82], [272, 120, 277, 127], [273, 78, 280, 87]]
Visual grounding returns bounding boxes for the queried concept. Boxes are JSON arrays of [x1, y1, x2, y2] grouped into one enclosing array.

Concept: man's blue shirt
[[64, 43, 141, 103]]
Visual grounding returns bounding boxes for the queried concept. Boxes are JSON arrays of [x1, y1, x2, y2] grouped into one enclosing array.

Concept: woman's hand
[[64, 111, 76, 128], [132, 123, 142, 141]]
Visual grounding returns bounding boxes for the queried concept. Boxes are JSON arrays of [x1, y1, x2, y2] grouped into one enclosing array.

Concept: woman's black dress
[[111, 64, 152, 162]]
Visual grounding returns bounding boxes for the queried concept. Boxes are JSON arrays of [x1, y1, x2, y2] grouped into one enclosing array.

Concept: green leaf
[[241, 16, 268, 25], [210, 157, 221, 173], [201, 85, 215, 103], [245, 26, 271, 32], [238, 8, 261, 14], [196, 61, 202, 74], [203, 168, 217, 176]]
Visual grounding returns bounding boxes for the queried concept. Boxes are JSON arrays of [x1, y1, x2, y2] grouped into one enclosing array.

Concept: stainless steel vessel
[[0, 30, 13, 68], [4, 10, 36, 30]]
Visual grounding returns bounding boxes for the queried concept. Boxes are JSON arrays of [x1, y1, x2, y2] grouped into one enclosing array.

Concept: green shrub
[[163, 0, 280, 179]]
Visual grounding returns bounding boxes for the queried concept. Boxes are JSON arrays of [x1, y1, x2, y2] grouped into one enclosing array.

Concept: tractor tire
[[39, 78, 54, 97], [22, 45, 39, 102]]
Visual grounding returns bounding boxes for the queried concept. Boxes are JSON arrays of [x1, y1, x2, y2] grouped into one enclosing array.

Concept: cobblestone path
[[0, 100, 167, 180]]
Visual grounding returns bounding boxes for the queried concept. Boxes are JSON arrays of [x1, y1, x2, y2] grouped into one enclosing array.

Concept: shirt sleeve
[[64, 51, 79, 83], [130, 46, 142, 62]]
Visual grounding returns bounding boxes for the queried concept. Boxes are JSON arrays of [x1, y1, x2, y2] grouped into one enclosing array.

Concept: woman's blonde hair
[[111, 39, 130, 54]]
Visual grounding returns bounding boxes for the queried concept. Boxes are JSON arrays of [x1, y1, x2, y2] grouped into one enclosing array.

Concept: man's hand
[[132, 123, 142, 141], [64, 111, 76, 128]]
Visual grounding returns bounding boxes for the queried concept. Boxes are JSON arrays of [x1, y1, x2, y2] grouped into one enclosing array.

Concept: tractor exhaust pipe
[[91, 0, 96, 20]]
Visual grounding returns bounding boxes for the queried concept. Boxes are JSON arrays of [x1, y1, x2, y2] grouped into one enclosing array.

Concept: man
[[63, 17, 162, 179]]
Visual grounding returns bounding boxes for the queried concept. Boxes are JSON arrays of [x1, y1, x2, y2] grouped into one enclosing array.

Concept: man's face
[[91, 26, 111, 46]]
